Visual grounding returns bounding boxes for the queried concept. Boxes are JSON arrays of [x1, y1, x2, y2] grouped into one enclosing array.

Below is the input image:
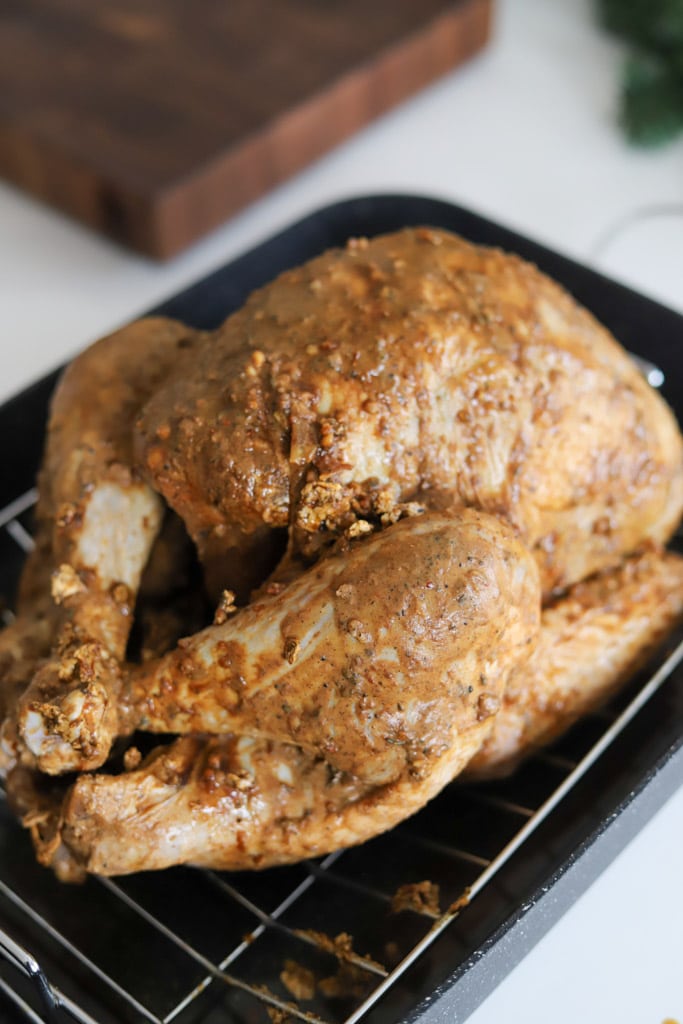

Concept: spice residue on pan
[[390, 879, 441, 916], [280, 959, 316, 1001], [318, 961, 369, 1000], [266, 1009, 294, 1024], [447, 886, 472, 915], [293, 929, 384, 971]]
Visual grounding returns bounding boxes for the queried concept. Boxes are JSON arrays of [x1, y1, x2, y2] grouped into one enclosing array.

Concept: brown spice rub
[[136, 228, 683, 599], [391, 880, 441, 916]]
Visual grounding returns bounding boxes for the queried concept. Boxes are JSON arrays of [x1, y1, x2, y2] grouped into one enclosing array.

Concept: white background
[[1, 0, 682, 1020]]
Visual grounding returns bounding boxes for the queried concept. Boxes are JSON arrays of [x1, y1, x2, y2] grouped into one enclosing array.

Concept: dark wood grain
[[0, 0, 492, 257]]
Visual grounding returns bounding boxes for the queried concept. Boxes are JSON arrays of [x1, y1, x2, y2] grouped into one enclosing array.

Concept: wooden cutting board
[[0, 0, 492, 258]]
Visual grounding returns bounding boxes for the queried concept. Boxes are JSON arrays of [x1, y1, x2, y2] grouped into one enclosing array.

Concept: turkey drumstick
[[125, 509, 541, 786], [11, 318, 200, 775]]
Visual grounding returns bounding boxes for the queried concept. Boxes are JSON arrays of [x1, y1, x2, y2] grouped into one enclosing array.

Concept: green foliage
[[621, 52, 683, 145], [597, 0, 683, 146]]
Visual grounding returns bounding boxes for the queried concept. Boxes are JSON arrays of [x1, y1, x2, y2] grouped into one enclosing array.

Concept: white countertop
[[1, 0, 682, 1020]]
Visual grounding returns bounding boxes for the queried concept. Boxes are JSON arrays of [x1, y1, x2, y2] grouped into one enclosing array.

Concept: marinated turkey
[[1, 227, 682, 878]]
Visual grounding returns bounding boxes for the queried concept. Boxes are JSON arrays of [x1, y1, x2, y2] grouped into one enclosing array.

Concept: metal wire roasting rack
[[1, 196, 682, 1024]]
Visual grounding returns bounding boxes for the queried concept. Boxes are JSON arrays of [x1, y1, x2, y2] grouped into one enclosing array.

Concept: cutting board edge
[[0, 0, 493, 258]]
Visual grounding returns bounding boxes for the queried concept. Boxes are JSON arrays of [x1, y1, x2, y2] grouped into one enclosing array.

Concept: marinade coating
[[466, 547, 683, 777], [125, 510, 541, 785], [136, 228, 683, 598]]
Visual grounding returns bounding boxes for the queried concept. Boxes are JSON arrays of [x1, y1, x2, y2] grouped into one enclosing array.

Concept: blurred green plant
[[597, 0, 683, 146]]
